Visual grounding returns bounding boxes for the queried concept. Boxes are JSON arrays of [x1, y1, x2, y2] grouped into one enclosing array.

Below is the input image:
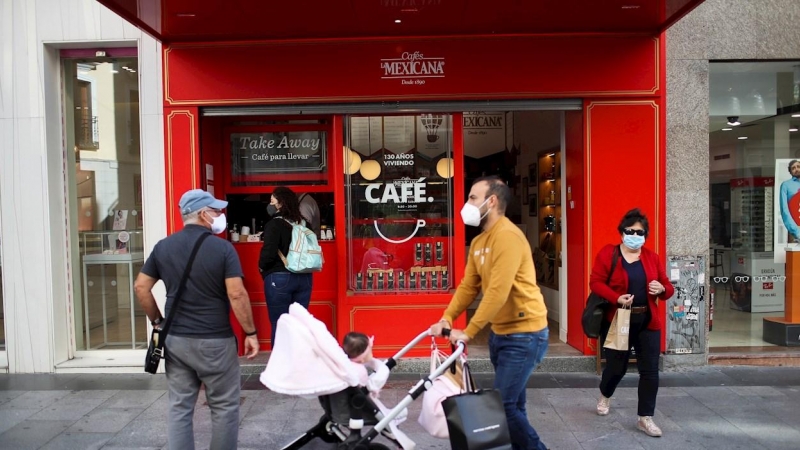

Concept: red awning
[[97, 0, 705, 43]]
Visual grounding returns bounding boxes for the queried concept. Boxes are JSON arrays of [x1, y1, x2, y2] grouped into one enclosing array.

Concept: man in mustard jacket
[[431, 175, 549, 450]]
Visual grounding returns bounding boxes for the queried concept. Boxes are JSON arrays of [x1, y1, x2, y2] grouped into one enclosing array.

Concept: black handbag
[[442, 362, 512, 450], [144, 233, 210, 374], [581, 246, 619, 338]]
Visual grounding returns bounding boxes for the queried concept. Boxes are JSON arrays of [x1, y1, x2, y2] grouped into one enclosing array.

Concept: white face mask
[[460, 198, 491, 227], [204, 211, 227, 235]]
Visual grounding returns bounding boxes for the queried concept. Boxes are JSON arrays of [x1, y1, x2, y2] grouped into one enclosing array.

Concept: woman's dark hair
[[271, 187, 304, 223], [342, 332, 369, 359], [617, 208, 649, 237]]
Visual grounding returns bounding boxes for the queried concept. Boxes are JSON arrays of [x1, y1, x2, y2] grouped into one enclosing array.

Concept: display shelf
[[730, 178, 774, 252], [535, 149, 561, 290]]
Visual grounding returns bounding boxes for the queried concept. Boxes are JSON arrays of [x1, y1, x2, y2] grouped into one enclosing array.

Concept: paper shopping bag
[[419, 340, 467, 439], [603, 306, 631, 351]]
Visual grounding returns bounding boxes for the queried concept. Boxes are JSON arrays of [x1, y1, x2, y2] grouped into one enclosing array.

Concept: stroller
[[261, 304, 465, 450]]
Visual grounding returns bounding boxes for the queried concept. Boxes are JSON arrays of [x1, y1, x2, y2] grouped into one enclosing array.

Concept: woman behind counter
[[589, 208, 674, 438], [259, 187, 313, 347]]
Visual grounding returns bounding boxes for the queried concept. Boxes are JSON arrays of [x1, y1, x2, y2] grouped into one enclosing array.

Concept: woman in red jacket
[[589, 208, 674, 438]]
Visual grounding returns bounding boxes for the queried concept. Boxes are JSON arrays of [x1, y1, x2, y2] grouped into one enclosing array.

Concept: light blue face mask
[[623, 234, 645, 250]]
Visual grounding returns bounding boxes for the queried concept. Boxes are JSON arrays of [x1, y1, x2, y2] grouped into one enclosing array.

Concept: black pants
[[599, 310, 660, 416]]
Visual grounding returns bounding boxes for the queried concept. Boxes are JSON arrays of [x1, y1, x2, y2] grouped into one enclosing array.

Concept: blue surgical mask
[[623, 234, 645, 250]]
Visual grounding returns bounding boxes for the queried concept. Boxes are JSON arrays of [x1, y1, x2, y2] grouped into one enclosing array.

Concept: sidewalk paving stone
[[1, 366, 799, 449]]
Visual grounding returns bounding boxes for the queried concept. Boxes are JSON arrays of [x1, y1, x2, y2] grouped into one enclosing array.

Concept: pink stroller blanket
[[260, 303, 366, 397]]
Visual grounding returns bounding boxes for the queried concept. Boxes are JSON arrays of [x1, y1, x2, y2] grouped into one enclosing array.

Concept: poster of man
[[775, 159, 800, 263]]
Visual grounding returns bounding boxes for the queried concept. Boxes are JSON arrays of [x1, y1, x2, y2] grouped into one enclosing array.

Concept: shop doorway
[[462, 111, 578, 356]]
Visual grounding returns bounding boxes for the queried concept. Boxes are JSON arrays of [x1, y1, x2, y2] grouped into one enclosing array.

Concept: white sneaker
[[596, 395, 610, 416], [637, 416, 662, 437]]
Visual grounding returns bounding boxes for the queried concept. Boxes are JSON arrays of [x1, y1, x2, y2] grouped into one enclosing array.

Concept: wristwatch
[[245, 329, 258, 337], [151, 317, 163, 327]]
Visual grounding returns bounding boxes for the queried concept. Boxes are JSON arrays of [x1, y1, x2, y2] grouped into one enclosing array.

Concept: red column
[[568, 99, 666, 355], [163, 107, 201, 234]]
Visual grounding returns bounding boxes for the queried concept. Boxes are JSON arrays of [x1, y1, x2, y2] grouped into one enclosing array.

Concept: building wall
[[665, 0, 800, 365], [0, 0, 166, 373]]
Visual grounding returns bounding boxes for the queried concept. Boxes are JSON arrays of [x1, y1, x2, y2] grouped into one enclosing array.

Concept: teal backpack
[[279, 219, 324, 273]]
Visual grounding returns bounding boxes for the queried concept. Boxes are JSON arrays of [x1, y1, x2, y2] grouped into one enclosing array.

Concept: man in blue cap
[[135, 188, 259, 450]]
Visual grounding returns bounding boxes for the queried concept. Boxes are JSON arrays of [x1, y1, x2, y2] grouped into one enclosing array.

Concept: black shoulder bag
[[144, 233, 211, 374], [581, 246, 620, 339]]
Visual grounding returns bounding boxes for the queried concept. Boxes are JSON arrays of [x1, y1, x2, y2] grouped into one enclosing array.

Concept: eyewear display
[[752, 275, 787, 282], [623, 228, 646, 236], [712, 276, 786, 283]]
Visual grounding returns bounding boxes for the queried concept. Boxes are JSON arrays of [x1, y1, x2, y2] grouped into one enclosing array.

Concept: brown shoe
[[637, 416, 662, 437], [596, 395, 610, 416]]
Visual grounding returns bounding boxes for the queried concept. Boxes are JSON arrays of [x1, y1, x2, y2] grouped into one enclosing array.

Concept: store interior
[[461, 110, 574, 355], [708, 61, 800, 352]]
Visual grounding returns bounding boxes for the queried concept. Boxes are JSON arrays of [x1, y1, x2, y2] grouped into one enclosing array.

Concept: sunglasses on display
[[753, 276, 787, 282], [713, 276, 757, 283], [623, 229, 646, 236]]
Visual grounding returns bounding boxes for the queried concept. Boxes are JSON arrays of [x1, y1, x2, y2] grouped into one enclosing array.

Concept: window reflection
[[64, 57, 145, 350]]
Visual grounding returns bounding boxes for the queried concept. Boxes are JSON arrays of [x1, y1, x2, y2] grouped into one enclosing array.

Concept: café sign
[[231, 132, 326, 174], [380, 51, 445, 85]]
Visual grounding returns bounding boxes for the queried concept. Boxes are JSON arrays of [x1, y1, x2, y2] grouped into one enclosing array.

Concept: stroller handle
[[385, 328, 453, 370]]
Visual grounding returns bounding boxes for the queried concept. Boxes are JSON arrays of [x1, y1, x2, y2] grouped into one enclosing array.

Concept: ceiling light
[[722, 128, 733, 131], [793, 114, 800, 118], [738, 136, 748, 140], [621, 5, 640, 9], [176, 13, 195, 17], [394, 19, 401, 23], [790, 128, 799, 132]]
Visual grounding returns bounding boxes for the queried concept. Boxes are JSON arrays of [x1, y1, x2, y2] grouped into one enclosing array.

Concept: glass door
[[63, 55, 146, 350]]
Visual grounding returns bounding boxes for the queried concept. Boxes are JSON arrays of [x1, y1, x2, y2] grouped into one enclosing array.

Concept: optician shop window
[[709, 61, 800, 333], [344, 115, 455, 293]]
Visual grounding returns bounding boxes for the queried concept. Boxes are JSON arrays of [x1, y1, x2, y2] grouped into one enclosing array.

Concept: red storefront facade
[[99, 0, 705, 357]]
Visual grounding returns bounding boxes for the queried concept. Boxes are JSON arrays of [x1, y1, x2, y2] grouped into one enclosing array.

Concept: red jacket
[[589, 244, 674, 331]]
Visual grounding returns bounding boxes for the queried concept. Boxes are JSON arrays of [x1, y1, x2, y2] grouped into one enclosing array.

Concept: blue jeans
[[264, 271, 313, 346], [489, 328, 549, 450]]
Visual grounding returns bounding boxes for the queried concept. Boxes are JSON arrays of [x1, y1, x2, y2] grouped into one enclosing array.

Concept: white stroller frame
[[279, 329, 465, 450]]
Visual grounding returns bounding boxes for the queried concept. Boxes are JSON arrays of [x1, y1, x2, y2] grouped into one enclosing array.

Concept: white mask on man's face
[[204, 211, 227, 234], [460, 198, 491, 227]]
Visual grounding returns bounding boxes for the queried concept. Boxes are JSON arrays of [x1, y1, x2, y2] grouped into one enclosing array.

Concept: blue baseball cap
[[179, 189, 228, 215]]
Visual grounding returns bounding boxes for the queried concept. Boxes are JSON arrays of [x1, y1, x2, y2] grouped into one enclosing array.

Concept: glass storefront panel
[[63, 56, 146, 350], [709, 61, 800, 348], [344, 115, 455, 293], [1, 221, 4, 351]]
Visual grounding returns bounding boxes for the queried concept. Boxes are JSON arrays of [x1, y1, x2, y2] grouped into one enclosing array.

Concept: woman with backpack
[[259, 187, 314, 347]]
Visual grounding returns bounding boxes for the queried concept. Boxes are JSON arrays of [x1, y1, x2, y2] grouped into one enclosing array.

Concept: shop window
[[708, 61, 800, 347], [344, 115, 454, 293], [64, 56, 145, 350], [0, 223, 4, 351]]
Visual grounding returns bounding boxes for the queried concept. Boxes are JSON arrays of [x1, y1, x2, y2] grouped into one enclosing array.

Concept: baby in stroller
[[261, 304, 414, 450]]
